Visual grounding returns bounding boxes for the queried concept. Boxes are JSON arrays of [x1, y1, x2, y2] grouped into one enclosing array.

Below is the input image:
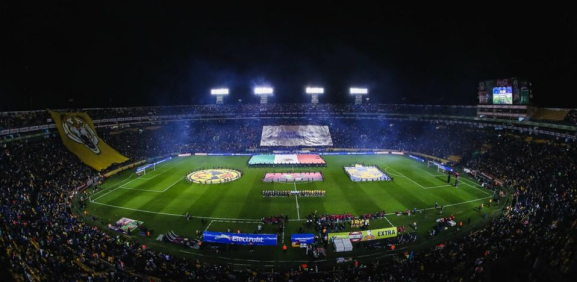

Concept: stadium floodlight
[[210, 88, 229, 95], [305, 87, 324, 104], [350, 87, 368, 105], [349, 88, 368, 94], [305, 87, 324, 94], [254, 86, 273, 104], [254, 87, 274, 95], [210, 88, 229, 104]]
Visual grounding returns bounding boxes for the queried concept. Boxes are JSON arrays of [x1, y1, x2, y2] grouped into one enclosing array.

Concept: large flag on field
[[49, 110, 129, 171]]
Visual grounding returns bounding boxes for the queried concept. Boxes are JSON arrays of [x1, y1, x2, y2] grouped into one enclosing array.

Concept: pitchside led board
[[477, 77, 532, 105], [203, 231, 277, 246], [328, 227, 397, 243]]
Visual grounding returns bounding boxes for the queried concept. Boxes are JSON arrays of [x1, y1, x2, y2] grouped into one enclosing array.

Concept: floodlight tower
[[350, 87, 368, 105], [254, 87, 273, 104], [211, 88, 229, 104], [305, 87, 324, 104]]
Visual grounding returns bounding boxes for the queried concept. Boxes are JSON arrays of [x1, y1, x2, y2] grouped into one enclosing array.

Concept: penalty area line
[[160, 177, 186, 192], [382, 165, 425, 189]]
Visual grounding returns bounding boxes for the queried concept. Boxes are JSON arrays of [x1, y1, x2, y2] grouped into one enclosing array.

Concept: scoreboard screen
[[478, 78, 531, 105], [492, 87, 513, 104]]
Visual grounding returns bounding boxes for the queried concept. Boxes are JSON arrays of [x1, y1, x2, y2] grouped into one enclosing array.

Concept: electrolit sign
[[203, 231, 278, 246]]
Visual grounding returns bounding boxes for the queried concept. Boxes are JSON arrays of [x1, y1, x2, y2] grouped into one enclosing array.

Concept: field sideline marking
[[90, 172, 143, 202], [90, 187, 121, 203], [460, 181, 493, 196], [459, 177, 485, 189], [384, 216, 394, 227], [89, 173, 135, 200], [91, 195, 492, 221], [205, 220, 214, 231]]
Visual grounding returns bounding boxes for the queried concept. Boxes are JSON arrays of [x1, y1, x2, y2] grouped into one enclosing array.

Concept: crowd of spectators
[[1, 116, 576, 281], [93, 119, 493, 164], [565, 109, 577, 126], [0, 104, 479, 130]]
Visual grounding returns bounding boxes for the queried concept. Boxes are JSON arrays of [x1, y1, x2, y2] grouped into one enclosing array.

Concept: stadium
[[2, 4, 577, 282]]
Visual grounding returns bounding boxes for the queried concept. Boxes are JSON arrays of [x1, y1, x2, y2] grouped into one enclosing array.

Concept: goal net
[[135, 157, 172, 176], [427, 161, 452, 173], [136, 164, 156, 176]]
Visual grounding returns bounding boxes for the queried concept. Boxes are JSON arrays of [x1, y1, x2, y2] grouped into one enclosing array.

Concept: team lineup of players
[[262, 190, 326, 197]]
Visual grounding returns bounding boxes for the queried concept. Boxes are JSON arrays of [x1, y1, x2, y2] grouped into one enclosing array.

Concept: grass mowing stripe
[[92, 192, 490, 220], [86, 155, 502, 263], [381, 164, 425, 188]]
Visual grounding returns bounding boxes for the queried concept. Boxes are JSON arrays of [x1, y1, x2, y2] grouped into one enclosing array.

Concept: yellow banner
[[329, 227, 397, 243], [50, 111, 129, 171]]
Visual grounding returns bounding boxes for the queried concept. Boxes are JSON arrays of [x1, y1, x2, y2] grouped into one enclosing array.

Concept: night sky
[[2, 3, 576, 110]]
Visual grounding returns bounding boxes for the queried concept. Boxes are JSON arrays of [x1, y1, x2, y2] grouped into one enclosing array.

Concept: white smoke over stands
[[350, 87, 368, 94], [210, 88, 229, 95], [254, 87, 274, 95], [305, 87, 324, 94]]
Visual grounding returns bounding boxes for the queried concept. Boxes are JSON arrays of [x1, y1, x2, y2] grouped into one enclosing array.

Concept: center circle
[[186, 169, 242, 184]]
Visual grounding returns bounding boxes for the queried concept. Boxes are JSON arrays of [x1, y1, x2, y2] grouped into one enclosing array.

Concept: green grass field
[[82, 155, 504, 267]]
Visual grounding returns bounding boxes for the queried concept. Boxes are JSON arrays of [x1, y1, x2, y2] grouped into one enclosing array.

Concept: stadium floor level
[[78, 154, 507, 268]]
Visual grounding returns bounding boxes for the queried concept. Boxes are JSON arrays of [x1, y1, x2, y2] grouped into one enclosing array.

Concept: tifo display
[[186, 168, 242, 184], [260, 125, 333, 147], [263, 172, 323, 182], [343, 164, 391, 182], [248, 154, 326, 167]]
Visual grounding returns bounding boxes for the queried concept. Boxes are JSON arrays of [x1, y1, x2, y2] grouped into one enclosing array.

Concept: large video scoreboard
[[478, 78, 532, 105]]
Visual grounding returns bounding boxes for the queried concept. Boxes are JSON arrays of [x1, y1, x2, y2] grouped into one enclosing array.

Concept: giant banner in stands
[[260, 125, 333, 146], [49, 111, 129, 171]]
